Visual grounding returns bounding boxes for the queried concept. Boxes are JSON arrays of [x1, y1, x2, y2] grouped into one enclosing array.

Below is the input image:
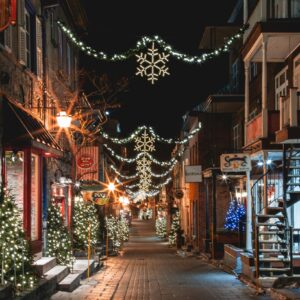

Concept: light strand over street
[[57, 20, 248, 63]]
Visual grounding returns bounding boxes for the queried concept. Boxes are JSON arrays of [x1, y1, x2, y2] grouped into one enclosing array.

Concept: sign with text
[[220, 153, 251, 172], [81, 191, 109, 205], [184, 165, 202, 183], [76, 146, 99, 181]]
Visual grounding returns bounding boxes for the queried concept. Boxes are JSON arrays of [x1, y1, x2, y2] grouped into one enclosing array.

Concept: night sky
[[80, 1, 238, 139]]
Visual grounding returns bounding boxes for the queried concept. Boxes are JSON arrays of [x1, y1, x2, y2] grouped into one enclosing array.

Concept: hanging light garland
[[104, 144, 178, 166], [100, 123, 201, 145], [57, 21, 248, 64]]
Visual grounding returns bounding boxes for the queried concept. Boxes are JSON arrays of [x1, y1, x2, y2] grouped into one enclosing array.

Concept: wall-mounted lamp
[[56, 111, 72, 128]]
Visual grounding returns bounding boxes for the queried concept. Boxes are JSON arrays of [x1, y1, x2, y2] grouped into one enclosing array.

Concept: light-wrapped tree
[[0, 188, 35, 290], [72, 196, 99, 250], [168, 212, 180, 246], [46, 200, 74, 266]]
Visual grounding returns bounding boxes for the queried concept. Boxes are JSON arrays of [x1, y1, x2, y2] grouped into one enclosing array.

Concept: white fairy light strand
[[100, 123, 201, 145], [104, 144, 177, 166], [57, 21, 248, 64]]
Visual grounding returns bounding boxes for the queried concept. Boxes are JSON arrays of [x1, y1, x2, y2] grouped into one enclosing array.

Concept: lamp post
[[56, 111, 72, 129]]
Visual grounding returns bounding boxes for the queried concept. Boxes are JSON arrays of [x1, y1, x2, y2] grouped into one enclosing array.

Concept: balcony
[[246, 110, 279, 147], [276, 88, 300, 143]]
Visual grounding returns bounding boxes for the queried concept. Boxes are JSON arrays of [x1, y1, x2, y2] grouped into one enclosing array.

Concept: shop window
[[275, 67, 288, 110], [291, 0, 300, 17], [31, 153, 39, 241], [5, 151, 24, 213]]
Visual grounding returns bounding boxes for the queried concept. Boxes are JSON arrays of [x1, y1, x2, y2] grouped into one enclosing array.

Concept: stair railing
[[251, 162, 293, 277]]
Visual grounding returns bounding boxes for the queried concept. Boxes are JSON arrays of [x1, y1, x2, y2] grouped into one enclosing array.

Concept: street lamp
[[56, 111, 72, 128], [108, 182, 115, 192]]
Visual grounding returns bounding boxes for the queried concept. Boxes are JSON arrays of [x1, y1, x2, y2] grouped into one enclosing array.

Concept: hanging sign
[[220, 153, 251, 172], [0, 0, 16, 31], [76, 146, 99, 181], [81, 190, 110, 205], [184, 165, 202, 183], [92, 192, 109, 206]]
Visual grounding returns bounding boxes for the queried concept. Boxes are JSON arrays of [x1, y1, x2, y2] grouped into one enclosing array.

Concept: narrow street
[[51, 219, 271, 300]]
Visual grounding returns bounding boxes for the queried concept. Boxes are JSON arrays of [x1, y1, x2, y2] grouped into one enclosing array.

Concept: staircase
[[251, 152, 294, 278]]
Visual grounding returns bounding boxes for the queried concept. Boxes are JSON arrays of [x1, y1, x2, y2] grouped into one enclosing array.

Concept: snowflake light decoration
[[136, 157, 152, 174], [136, 42, 170, 84], [134, 130, 155, 153]]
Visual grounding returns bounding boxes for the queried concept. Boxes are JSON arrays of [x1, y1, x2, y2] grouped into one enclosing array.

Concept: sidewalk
[[51, 219, 271, 300]]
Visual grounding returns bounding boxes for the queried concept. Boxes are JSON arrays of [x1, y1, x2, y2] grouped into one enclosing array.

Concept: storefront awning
[[2, 97, 63, 157]]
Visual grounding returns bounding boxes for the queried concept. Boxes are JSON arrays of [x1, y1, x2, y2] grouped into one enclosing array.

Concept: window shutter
[[18, 0, 26, 65], [4, 25, 12, 51], [36, 16, 43, 79]]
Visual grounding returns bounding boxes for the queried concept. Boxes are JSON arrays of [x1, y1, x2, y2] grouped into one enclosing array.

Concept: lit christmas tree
[[46, 200, 74, 266], [105, 216, 129, 253], [72, 196, 100, 250], [224, 199, 246, 231], [0, 188, 35, 290], [168, 211, 180, 246], [156, 217, 167, 238]]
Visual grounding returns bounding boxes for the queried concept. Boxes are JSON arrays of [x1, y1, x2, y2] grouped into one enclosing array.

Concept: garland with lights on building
[[105, 216, 129, 253], [46, 200, 75, 266], [156, 217, 167, 238], [0, 188, 35, 291], [224, 198, 246, 231], [168, 211, 180, 246], [72, 196, 100, 251], [57, 20, 248, 64]]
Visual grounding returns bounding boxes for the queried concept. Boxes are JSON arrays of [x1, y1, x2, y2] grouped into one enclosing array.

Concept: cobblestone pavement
[[51, 219, 271, 300]]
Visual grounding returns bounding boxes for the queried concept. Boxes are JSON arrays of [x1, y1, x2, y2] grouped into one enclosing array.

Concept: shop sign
[[92, 192, 109, 206], [220, 153, 251, 172], [76, 146, 99, 180], [81, 190, 110, 205], [77, 154, 94, 169], [184, 165, 202, 183]]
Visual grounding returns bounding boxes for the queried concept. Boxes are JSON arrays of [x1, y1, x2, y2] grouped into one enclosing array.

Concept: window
[[18, 0, 42, 76], [275, 67, 288, 110], [291, 0, 300, 17], [269, 0, 288, 18], [24, 9, 31, 68], [294, 54, 300, 92], [5, 151, 24, 213], [250, 62, 258, 81], [50, 11, 58, 46], [3, 25, 12, 51], [233, 123, 241, 150]]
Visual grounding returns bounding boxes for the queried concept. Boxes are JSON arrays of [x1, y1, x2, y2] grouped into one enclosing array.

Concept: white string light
[[100, 123, 201, 145], [57, 20, 248, 64]]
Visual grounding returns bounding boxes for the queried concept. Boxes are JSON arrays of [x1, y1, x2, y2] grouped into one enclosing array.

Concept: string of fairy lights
[[100, 123, 201, 145], [57, 20, 248, 64], [102, 125, 197, 198]]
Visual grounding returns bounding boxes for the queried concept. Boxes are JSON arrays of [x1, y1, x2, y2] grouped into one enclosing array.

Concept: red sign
[[75, 146, 99, 181], [0, 0, 16, 32], [77, 154, 94, 169]]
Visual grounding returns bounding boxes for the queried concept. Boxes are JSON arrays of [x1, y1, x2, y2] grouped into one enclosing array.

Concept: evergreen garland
[[72, 196, 100, 250], [46, 200, 74, 266], [0, 188, 35, 290], [168, 211, 180, 246]]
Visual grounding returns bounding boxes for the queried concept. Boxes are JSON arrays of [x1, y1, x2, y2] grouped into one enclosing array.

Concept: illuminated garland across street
[[100, 124, 201, 145], [104, 144, 179, 166], [57, 21, 248, 64]]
